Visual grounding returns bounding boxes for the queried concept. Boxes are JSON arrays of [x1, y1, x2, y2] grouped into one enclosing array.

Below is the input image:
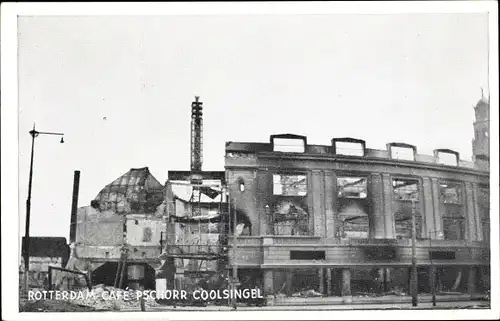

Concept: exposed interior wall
[[76, 206, 123, 246]]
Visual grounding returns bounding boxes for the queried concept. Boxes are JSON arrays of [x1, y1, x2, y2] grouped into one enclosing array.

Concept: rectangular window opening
[[290, 250, 325, 260], [273, 174, 307, 196], [392, 178, 422, 239], [439, 182, 463, 204], [337, 176, 367, 199], [391, 146, 415, 161], [335, 141, 364, 156], [273, 138, 305, 153], [429, 251, 456, 260], [437, 152, 458, 166]]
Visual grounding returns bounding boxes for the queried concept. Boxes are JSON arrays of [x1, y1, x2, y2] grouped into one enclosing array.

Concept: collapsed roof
[[93, 167, 164, 214]]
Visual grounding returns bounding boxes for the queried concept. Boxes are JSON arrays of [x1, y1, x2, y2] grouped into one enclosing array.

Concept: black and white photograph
[[1, 2, 498, 320]]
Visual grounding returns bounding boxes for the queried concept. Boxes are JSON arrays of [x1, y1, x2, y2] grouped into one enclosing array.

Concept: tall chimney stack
[[69, 170, 80, 244], [190, 96, 203, 172]]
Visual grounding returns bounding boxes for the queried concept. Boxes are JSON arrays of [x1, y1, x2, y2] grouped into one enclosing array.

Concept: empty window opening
[[272, 200, 309, 236], [273, 174, 307, 196], [290, 251, 325, 260], [440, 181, 465, 240], [437, 152, 458, 166], [337, 176, 369, 239], [440, 182, 463, 204], [271, 174, 309, 236], [273, 138, 305, 153], [238, 178, 245, 192], [392, 178, 422, 240], [392, 178, 419, 201], [335, 141, 364, 156], [337, 177, 367, 199], [390, 146, 415, 161]]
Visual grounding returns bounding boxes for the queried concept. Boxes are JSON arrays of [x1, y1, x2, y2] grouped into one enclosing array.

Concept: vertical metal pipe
[[411, 199, 418, 307], [69, 171, 81, 244], [430, 231, 436, 306]]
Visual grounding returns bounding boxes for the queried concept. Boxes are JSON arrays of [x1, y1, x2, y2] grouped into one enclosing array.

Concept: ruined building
[[66, 94, 490, 304]]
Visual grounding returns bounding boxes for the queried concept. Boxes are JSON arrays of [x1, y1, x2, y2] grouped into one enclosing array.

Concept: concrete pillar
[[311, 170, 325, 237], [256, 170, 270, 236], [430, 178, 443, 238], [465, 183, 477, 241], [326, 268, 332, 296], [318, 268, 325, 294], [341, 268, 352, 301], [472, 183, 483, 242], [263, 270, 274, 295], [381, 174, 395, 238], [370, 173, 385, 238], [422, 177, 435, 237], [468, 266, 477, 295], [324, 171, 336, 238]]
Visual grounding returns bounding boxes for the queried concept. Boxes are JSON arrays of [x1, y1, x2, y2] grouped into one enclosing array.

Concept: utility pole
[[411, 198, 418, 307]]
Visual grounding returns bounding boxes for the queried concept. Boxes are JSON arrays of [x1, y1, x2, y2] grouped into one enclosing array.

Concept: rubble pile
[[65, 284, 161, 311], [291, 289, 323, 298]]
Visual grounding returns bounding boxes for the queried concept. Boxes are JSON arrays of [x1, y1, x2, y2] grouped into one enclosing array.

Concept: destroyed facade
[[62, 95, 489, 304]]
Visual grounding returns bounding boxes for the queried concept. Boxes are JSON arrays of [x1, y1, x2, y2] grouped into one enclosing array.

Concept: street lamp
[[23, 124, 64, 294], [429, 230, 444, 307]]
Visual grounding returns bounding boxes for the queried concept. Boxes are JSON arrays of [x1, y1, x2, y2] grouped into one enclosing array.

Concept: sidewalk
[[139, 300, 489, 312], [271, 293, 485, 306]]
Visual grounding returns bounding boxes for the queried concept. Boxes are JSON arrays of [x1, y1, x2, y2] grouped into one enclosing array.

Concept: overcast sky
[[18, 13, 489, 239]]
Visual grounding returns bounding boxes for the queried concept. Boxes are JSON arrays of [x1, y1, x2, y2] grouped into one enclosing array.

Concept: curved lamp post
[[23, 124, 64, 294]]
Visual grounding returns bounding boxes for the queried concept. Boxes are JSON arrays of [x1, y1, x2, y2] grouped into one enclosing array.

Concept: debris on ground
[[19, 300, 98, 312], [291, 289, 323, 297]]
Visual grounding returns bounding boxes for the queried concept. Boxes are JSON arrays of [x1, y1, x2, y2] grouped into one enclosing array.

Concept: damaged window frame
[[478, 184, 490, 244], [336, 173, 370, 239], [271, 172, 310, 236], [391, 176, 423, 240], [439, 180, 466, 241]]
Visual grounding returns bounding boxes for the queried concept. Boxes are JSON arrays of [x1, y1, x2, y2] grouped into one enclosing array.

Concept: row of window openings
[[272, 139, 460, 166], [267, 174, 464, 204], [267, 174, 470, 240]]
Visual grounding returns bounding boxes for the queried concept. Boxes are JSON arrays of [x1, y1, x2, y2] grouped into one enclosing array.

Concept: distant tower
[[190, 96, 203, 172], [472, 89, 490, 169]]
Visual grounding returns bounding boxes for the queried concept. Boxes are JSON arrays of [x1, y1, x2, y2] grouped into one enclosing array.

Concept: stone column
[[370, 173, 385, 238], [318, 268, 325, 294], [286, 270, 293, 296], [256, 169, 270, 236], [467, 266, 477, 296], [381, 174, 395, 238], [422, 177, 435, 236], [324, 171, 336, 238], [430, 178, 443, 237], [311, 170, 325, 237], [465, 183, 477, 242], [341, 268, 352, 303], [326, 268, 332, 296], [263, 270, 274, 295]]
